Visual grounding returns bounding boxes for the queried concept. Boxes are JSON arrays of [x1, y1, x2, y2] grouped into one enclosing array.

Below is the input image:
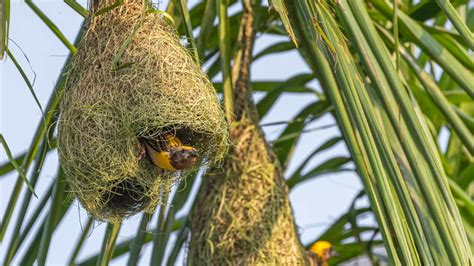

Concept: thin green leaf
[[310, 207, 372, 243], [176, 0, 199, 62], [0, 134, 36, 197], [253, 41, 294, 61], [64, 0, 89, 17], [0, 138, 56, 177], [398, 11, 474, 96], [445, 128, 463, 178], [256, 73, 315, 118], [97, 223, 122, 266], [94, 0, 123, 16], [346, 1, 471, 262], [457, 164, 474, 189], [19, 186, 72, 265], [271, 0, 298, 46], [378, 26, 473, 154], [393, 0, 400, 72], [68, 217, 94, 266], [9, 183, 54, 263], [6, 48, 43, 114], [216, 0, 234, 123], [172, 171, 197, 212], [372, 0, 474, 97], [37, 169, 67, 266], [287, 156, 352, 189], [3, 130, 54, 264], [409, 0, 468, 22], [148, 9, 176, 27], [434, 0, 474, 49], [287, 136, 343, 181], [0, 0, 10, 59], [112, 20, 142, 71], [165, 220, 188, 266], [196, 0, 216, 58], [0, 19, 85, 243], [25, 0, 77, 54], [426, 26, 473, 69], [77, 217, 185, 265], [448, 178, 474, 215], [0, 153, 24, 176], [127, 213, 152, 266], [273, 100, 331, 168], [213, 80, 315, 93], [150, 190, 170, 266], [152, 208, 175, 264]]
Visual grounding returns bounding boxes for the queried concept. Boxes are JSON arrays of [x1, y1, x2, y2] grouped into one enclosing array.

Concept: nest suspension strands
[[58, 0, 228, 222], [188, 1, 306, 264]]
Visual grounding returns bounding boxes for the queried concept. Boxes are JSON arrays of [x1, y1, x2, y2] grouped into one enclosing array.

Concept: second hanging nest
[[58, 0, 228, 222], [188, 0, 306, 263]]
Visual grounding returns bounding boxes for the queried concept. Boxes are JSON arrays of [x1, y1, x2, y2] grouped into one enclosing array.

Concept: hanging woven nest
[[58, 0, 228, 222], [189, 119, 306, 264], [188, 0, 306, 263]]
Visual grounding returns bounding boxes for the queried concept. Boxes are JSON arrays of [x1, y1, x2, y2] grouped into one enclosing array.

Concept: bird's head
[[310, 240, 336, 262], [169, 146, 198, 170]]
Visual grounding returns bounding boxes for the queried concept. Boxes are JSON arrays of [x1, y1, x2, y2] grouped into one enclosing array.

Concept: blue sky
[[0, 1, 370, 264]]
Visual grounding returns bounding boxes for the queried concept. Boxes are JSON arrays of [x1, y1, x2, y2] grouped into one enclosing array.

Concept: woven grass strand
[[58, 0, 228, 222]]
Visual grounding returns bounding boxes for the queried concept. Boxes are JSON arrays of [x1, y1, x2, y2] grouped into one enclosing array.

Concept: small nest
[[189, 119, 306, 264], [58, 0, 228, 222]]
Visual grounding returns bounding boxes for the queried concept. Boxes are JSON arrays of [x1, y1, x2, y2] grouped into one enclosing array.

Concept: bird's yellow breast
[[144, 144, 176, 171]]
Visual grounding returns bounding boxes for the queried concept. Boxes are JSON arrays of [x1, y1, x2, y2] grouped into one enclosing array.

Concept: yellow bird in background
[[309, 240, 336, 266], [142, 133, 198, 171]]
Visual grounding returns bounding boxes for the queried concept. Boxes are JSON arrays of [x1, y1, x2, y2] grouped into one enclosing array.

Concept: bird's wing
[[144, 143, 176, 171]]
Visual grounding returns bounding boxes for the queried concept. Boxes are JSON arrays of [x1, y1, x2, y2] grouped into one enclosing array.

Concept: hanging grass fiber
[[58, 0, 228, 222]]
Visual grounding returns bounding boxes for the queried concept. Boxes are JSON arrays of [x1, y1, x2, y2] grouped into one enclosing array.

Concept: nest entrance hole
[[137, 126, 208, 155]]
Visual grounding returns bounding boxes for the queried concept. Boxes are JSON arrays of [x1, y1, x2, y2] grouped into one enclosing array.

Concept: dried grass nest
[[58, 0, 228, 222], [189, 120, 306, 265]]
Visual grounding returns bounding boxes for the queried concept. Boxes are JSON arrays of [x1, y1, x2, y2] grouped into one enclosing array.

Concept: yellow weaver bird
[[142, 133, 198, 171], [309, 241, 336, 266]]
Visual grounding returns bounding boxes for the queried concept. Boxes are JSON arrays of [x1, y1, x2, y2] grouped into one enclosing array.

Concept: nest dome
[[58, 0, 228, 222]]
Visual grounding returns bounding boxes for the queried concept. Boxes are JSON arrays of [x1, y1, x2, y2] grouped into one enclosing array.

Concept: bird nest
[[58, 0, 228, 222], [189, 120, 306, 264]]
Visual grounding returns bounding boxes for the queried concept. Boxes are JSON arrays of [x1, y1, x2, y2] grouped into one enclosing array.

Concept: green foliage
[[273, 0, 473, 264]]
